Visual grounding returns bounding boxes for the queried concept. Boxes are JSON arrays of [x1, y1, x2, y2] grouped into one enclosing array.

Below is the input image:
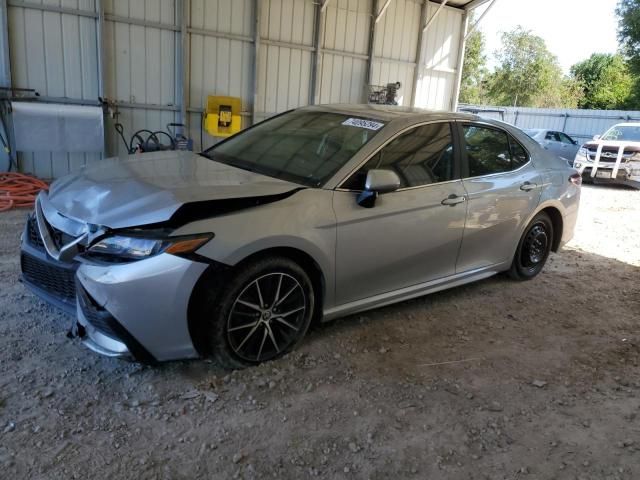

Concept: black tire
[[508, 211, 554, 281], [204, 256, 315, 369]]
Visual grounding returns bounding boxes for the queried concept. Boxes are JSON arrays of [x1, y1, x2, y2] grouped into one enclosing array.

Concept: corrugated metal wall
[[3, 0, 468, 178], [370, 0, 421, 106], [7, 0, 101, 177], [460, 105, 640, 144], [415, 2, 463, 110], [103, 0, 180, 155]]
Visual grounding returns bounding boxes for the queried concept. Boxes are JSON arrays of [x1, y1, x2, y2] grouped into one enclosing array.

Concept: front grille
[[21, 253, 77, 304], [587, 148, 635, 163], [77, 282, 120, 340], [27, 216, 45, 251]]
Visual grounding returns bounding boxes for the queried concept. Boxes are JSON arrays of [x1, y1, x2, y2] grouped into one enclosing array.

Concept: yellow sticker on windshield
[[342, 118, 385, 131]]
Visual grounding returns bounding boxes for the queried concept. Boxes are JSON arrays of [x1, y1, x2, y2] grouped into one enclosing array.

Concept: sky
[[476, 0, 620, 74]]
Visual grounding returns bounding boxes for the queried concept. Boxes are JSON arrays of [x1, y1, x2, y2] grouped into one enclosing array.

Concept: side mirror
[[356, 169, 401, 208], [593, 134, 601, 140]]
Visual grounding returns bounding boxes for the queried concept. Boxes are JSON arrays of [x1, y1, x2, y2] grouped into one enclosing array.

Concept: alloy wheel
[[226, 273, 307, 362]]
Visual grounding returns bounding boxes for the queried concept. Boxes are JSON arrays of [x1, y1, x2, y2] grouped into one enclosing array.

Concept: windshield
[[601, 125, 640, 142], [201, 111, 386, 187]]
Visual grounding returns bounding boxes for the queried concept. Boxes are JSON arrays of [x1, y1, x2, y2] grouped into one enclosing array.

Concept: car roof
[[610, 122, 640, 127], [298, 103, 479, 123]]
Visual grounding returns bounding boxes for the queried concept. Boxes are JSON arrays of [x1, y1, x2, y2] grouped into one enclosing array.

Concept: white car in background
[[524, 129, 580, 166], [573, 123, 640, 189]]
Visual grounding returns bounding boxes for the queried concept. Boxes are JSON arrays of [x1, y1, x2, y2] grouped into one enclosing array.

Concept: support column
[[177, 0, 190, 131], [364, 0, 378, 103], [410, 0, 428, 107], [252, 0, 262, 123], [310, 0, 330, 105], [450, 9, 469, 111]]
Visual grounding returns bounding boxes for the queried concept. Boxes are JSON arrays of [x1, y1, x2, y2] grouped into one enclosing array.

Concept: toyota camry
[[20, 105, 581, 368]]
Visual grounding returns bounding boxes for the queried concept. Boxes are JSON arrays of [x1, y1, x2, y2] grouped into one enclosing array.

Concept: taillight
[[569, 172, 582, 186]]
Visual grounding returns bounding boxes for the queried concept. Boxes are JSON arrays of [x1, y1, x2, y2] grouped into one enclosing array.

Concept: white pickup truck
[[573, 122, 640, 189]]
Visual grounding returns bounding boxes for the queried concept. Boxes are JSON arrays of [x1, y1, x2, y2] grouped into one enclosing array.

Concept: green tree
[[486, 27, 581, 108], [617, 0, 640, 74], [459, 18, 488, 105], [571, 53, 634, 109]]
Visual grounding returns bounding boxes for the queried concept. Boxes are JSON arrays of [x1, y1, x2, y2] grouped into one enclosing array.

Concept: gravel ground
[[1, 184, 639, 480]]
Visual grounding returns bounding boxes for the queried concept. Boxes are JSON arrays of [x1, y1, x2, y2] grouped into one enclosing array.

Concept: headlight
[[575, 147, 589, 161], [84, 233, 213, 263]]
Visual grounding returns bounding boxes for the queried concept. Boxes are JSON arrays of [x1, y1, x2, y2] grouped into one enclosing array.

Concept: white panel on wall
[[371, 0, 421, 106], [414, 1, 462, 111], [317, 0, 371, 104], [8, 1, 100, 177], [103, 0, 178, 155], [188, 0, 254, 150], [255, 0, 315, 121]]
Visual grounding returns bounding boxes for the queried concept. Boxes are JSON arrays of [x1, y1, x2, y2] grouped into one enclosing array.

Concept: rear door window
[[462, 125, 530, 177]]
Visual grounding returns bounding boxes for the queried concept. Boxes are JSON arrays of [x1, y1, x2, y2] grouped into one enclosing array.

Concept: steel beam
[[450, 9, 469, 111], [375, 0, 392, 23], [410, 0, 428, 107], [252, 0, 262, 124], [310, 0, 326, 105], [7, 0, 97, 18], [422, 0, 448, 34], [187, 27, 253, 43], [464, 0, 493, 11], [0, 0, 11, 89], [262, 39, 315, 52], [465, 0, 497, 40], [177, 0, 189, 131], [365, 0, 379, 102], [104, 14, 179, 32]]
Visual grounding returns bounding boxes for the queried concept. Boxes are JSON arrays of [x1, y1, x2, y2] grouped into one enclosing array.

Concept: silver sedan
[[21, 105, 582, 368], [524, 128, 581, 165]]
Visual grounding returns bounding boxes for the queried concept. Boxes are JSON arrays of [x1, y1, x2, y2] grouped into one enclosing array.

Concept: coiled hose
[[0, 172, 49, 212]]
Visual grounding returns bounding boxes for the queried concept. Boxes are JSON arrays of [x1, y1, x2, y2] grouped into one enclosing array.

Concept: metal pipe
[[320, 0, 331, 13], [465, 0, 497, 40], [375, 0, 392, 24], [410, 0, 428, 107], [422, 0, 449, 34]]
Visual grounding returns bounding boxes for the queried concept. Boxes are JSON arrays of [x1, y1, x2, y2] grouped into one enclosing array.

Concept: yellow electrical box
[[204, 96, 242, 137]]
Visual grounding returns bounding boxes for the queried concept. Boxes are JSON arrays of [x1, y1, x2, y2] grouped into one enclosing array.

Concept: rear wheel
[[509, 212, 554, 281], [205, 257, 314, 369]]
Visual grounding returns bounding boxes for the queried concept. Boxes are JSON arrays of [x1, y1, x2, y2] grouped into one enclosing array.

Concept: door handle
[[441, 194, 466, 206], [520, 182, 537, 191]]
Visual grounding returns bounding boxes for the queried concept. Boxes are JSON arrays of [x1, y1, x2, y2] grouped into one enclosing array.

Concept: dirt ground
[[1, 184, 639, 480]]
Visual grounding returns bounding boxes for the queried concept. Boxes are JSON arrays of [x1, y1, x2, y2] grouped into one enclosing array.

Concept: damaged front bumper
[[20, 199, 210, 363], [574, 144, 640, 189]]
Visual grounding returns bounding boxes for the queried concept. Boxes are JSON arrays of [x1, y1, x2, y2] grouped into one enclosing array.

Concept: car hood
[[583, 141, 640, 152], [46, 150, 303, 229]]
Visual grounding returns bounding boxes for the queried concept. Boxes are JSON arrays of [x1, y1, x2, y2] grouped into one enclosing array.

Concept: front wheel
[[508, 212, 554, 281], [205, 256, 315, 369]]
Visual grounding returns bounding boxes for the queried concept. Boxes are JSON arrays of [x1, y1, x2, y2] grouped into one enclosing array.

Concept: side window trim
[[456, 121, 532, 180], [336, 120, 461, 191]]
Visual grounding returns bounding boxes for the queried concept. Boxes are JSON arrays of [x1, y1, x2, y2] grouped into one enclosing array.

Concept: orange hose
[[0, 172, 49, 212]]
